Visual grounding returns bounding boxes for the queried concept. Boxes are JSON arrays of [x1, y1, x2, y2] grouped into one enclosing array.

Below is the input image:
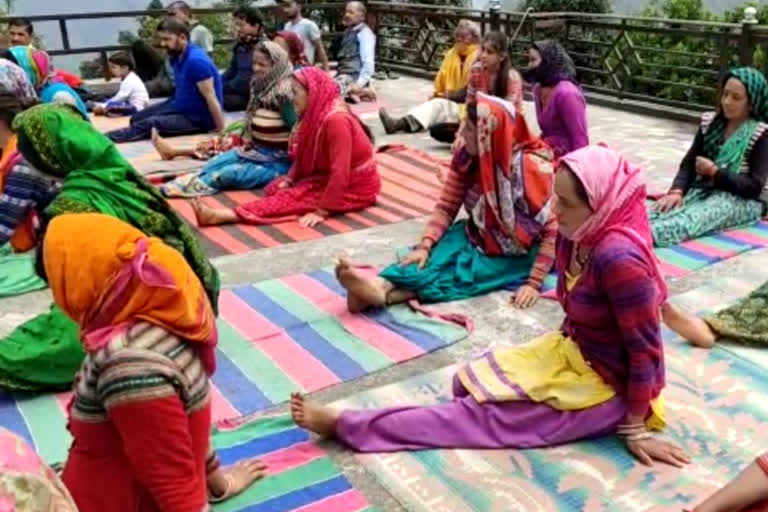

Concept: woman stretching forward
[[293, 146, 690, 469], [650, 67, 768, 247], [192, 67, 380, 228], [155, 41, 295, 197], [338, 92, 557, 311], [41, 214, 263, 511]]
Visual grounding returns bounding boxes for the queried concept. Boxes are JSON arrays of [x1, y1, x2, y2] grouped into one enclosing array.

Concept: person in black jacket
[[222, 7, 265, 111]]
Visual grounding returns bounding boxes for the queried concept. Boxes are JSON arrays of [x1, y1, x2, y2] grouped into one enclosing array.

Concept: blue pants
[[106, 99, 204, 143]]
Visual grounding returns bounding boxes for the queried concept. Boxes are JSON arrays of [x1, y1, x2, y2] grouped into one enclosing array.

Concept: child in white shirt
[[93, 52, 150, 117]]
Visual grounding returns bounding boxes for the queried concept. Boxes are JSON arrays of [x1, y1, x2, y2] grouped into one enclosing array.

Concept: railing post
[[740, 6, 757, 66], [100, 51, 111, 81], [58, 19, 71, 51], [489, 0, 501, 31]]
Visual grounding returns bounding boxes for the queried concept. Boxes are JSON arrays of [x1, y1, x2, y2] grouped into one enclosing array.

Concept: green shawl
[[13, 104, 220, 311], [702, 67, 768, 175]]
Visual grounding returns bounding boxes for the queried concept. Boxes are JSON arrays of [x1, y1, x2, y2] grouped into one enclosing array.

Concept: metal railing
[[2, 3, 766, 113]]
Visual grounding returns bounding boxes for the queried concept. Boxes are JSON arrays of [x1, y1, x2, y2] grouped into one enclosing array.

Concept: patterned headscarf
[[276, 31, 310, 68], [701, 67, 768, 171], [43, 213, 218, 375], [245, 41, 293, 140], [3, 46, 55, 89], [288, 67, 350, 180], [524, 40, 577, 87], [559, 146, 667, 302], [0, 59, 37, 98]]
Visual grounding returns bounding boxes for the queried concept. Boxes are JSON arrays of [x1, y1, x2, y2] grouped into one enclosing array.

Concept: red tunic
[[235, 111, 381, 224]]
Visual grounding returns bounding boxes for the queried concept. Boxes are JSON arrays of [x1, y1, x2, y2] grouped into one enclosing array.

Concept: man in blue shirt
[[334, 1, 376, 103], [108, 17, 225, 143]]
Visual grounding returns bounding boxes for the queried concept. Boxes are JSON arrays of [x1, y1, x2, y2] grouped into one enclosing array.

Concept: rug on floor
[[209, 415, 375, 512], [0, 267, 469, 464], [334, 288, 768, 511], [537, 220, 768, 296], [165, 145, 449, 257]]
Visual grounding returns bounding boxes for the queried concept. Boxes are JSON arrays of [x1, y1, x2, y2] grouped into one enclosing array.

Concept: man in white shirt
[[93, 52, 150, 116], [167, 0, 215, 55], [280, 0, 330, 70]]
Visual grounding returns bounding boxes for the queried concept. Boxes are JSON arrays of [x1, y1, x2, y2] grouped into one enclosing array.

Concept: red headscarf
[[276, 31, 310, 68], [559, 145, 667, 302], [288, 67, 349, 180]]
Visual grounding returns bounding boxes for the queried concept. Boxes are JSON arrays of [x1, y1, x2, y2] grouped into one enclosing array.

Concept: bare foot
[[152, 127, 176, 160], [208, 459, 267, 503], [335, 258, 387, 313], [662, 302, 717, 348], [290, 392, 339, 437], [360, 87, 377, 101], [190, 198, 236, 227]]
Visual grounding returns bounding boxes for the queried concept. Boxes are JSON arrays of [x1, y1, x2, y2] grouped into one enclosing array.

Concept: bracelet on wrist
[[624, 431, 654, 443]]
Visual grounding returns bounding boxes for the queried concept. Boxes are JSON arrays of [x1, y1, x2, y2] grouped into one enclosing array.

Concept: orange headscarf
[[43, 213, 217, 374], [0, 135, 36, 251]]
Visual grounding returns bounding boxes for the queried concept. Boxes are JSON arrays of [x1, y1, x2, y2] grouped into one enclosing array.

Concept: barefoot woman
[[157, 41, 295, 197], [193, 67, 380, 228], [294, 146, 690, 468], [337, 92, 557, 311], [40, 213, 264, 511]]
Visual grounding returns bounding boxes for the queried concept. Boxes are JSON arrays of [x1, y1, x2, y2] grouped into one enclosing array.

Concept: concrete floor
[[1, 75, 753, 511]]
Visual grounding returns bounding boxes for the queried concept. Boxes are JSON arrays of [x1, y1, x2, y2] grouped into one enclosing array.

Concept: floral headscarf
[[245, 41, 293, 140], [3, 47, 55, 89]]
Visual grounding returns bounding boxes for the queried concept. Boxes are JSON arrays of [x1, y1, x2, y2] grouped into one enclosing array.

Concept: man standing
[[107, 17, 224, 143], [335, 1, 376, 102], [167, 1, 215, 56], [280, 0, 330, 70], [8, 18, 33, 47], [222, 7, 264, 111]]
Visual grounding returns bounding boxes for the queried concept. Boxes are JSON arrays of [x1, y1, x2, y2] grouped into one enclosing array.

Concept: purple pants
[[335, 376, 627, 452]]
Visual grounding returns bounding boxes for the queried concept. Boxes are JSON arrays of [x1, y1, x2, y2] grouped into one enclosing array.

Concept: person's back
[[284, 17, 321, 64], [190, 23, 214, 53], [171, 43, 223, 130]]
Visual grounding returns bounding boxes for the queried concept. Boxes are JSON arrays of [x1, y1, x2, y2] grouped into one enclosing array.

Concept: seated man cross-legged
[[107, 17, 225, 143]]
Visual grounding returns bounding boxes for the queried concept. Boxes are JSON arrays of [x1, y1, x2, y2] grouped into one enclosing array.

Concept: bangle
[[416, 242, 432, 252], [668, 190, 683, 196], [625, 431, 654, 443], [616, 422, 646, 436]]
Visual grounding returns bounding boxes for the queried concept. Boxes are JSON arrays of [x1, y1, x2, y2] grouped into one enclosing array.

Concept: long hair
[[483, 31, 510, 99]]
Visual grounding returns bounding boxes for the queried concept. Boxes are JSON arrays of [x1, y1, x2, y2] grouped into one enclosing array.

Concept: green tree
[[523, 0, 610, 13]]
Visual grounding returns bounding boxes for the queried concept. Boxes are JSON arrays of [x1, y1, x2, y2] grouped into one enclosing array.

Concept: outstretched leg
[[290, 393, 340, 437], [334, 258, 417, 312], [662, 303, 717, 348], [152, 128, 198, 160], [191, 199, 239, 227]]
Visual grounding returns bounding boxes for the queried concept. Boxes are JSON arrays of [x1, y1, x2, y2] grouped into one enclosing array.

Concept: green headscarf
[[13, 103, 220, 312], [702, 67, 768, 175]]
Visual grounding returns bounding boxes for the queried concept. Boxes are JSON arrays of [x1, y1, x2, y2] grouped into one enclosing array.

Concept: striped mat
[[336, 297, 768, 511], [168, 145, 448, 257], [211, 415, 374, 512], [538, 219, 768, 295], [0, 268, 469, 464]]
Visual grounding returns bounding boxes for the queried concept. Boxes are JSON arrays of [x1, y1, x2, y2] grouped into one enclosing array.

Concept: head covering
[[524, 40, 577, 87], [43, 213, 218, 374], [559, 145, 667, 301], [461, 93, 555, 256], [0, 427, 79, 511], [4, 46, 55, 89], [276, 31, 310, 68], [701, 67, 768, 174], [245, 41, 293, 138], [0, 59, 37, 99], [13, 103, 220, 311], [289, 67, 352, 180]]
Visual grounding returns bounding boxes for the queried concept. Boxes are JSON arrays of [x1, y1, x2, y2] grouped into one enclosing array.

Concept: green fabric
[[0, 244, 46, 297], [706, 280, 768, 345], [13, 103, 220, 311], [702, 67, 768, 174], [379, 221, 538, 303], [648, 190, 764, 247], [0, 305, 84, 392]]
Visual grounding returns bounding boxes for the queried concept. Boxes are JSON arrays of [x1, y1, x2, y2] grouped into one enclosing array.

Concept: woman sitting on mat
[[337, 93, 556, 311], [522, 40, 588, 157], [273, 30, 311, 69], [1, 46, 89, 119], [378, 19, 480, 136], [687, 454, 768, 512], [649, 67, 768, 247], [433, 30, 523, 146], [39, 213, 265, 511], [155, 41, 295, 197], [292, 146, 691, 470], [192, 66, 380, 228]]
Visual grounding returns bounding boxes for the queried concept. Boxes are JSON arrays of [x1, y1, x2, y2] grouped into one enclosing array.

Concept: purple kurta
[[534, 80, 589, 157]]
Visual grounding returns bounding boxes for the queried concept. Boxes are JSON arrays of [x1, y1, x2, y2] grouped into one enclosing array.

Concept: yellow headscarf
[[433, 43, 479, 98], [43, 213, 217, 373]]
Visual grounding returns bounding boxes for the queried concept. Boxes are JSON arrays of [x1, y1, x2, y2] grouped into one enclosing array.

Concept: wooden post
[[489, 0, 500, 31], [740, 6, 757, 66]]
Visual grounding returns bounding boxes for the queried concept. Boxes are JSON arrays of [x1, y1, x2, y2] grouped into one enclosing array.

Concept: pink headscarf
[[559, 145, 667, 301]]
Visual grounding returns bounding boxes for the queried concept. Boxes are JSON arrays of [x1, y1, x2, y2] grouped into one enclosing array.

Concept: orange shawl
[[43, 213, 218, 374], [0, 135, 36, 251]]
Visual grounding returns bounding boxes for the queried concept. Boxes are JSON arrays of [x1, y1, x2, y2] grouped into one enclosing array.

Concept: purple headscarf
[[523, 40, 577, 87]]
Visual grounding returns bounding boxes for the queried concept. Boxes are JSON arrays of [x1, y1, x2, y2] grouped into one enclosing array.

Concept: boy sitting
[[93, 53, 150, 117]]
